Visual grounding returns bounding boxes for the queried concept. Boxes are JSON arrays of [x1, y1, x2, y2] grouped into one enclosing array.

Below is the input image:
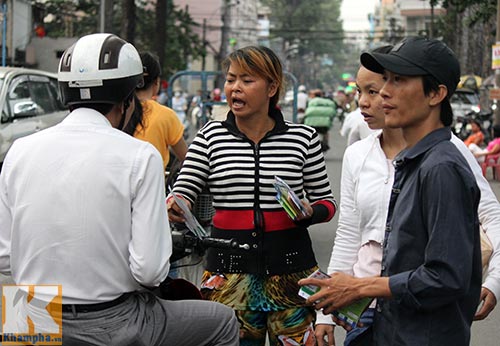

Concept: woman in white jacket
[[315, 48, 500, 346], [314, 53, 406, 346]]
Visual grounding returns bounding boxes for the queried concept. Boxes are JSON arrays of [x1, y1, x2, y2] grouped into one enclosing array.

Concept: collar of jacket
[[222, 107, 289, 137], [394, 126, 451, 168]]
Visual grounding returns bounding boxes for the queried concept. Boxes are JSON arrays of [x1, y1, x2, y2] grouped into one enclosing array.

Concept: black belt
[[62, 293, 131, 313]]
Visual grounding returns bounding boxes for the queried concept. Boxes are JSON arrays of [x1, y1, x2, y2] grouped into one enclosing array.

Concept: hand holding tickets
[[273, 176, 308, 220], [298, 270, 373, 330], [298, 269, 330, 299], [170, 193, 208, 239]]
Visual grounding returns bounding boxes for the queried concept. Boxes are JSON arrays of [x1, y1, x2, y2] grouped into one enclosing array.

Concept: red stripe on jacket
[[212, 200, 336, 232]]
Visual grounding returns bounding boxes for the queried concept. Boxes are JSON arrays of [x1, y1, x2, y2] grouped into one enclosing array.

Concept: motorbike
[[152, 228, 249, 300], [453, 108, 493, 143]]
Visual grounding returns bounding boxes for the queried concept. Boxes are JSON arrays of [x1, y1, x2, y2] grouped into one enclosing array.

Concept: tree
[[261, 0, 344, 89], [120, 0, 136, 44], [436, 0, 497, 77], [33, 0, 101, 37], [32, 0, 205, 79], [155, 0, 168, 73]]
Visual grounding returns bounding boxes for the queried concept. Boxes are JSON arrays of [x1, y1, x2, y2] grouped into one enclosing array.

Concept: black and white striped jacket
[[172, 108, 336, 275]]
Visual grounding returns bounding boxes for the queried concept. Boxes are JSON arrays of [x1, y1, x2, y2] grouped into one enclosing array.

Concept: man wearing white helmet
[[0, 33, 238, 345]]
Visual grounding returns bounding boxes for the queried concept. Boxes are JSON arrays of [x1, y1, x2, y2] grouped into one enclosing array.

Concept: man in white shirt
[[340, 107, 376, 146], [0, 33, 238, 346], [297, 84, 309, 123]]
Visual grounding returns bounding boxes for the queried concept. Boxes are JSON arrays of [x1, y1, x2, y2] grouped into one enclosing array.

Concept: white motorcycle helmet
[[58, 33, 143, 106]]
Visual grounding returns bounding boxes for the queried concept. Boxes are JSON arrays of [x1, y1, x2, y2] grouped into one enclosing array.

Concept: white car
[[0, 67, 68, 170]]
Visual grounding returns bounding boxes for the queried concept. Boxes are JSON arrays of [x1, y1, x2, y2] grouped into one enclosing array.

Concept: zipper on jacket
[[253, 142, 265, 273]]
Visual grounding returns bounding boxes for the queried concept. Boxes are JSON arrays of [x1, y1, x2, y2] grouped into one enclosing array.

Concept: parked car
[[0, 67, 68, 170]]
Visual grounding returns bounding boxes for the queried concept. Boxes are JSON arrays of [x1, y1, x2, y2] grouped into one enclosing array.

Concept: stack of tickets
[[273, 176, 308, 220]]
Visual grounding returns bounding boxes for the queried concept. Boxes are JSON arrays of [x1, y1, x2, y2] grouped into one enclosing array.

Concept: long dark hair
[[123, 51, 160, 135], [122, 94, 144, 136], [137, 52, 161, 91]]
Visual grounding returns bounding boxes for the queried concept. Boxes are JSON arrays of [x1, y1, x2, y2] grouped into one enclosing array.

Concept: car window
[[3, 74, 64, 120], [48, 78, 66, 110], [30, 80, 57, 114], [5, 75, 37, 118]]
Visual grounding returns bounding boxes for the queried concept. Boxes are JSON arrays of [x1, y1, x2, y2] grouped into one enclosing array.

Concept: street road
[[311, 118, 500, 345]]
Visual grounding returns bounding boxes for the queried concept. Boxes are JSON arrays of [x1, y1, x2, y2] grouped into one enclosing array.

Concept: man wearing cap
[[299, 36, 481, 345]]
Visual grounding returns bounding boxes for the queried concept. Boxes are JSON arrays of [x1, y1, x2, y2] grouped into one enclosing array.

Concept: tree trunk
[[120, 0, 136, 44], [104, 0, 114, 33], [217, 0, 231, 88], [155, 0, 168, 75]]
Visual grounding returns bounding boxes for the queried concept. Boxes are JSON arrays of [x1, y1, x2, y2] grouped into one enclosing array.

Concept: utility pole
[[217, 0, 231, 87], [219, 0, 231, 61], [495, 0, 500, 125], [202, 18, 207, 71], [430, 2, 434, 38], [100, 0, 114, 33], [1, 1, 6, 67], [100, 0, 105, 33]]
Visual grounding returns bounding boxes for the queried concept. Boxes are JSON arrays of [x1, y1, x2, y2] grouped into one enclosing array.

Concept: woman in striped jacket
[[168, 45, 336, 346]]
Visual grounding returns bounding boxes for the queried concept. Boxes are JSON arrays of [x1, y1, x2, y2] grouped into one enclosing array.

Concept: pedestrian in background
[[168, 45, 336, 346], [134, 52, 188, 169], [304, 89, 336, 151], [463, 118, 485, 147], [172, 89, 188, 124], [339, 106, 375, 147], [297, 84, 309, 123], [469, 125, 500, 164]]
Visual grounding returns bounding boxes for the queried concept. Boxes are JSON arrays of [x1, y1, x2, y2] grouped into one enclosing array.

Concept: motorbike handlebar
[[200, 236, 250, 250], [171, 229, 250, 262]]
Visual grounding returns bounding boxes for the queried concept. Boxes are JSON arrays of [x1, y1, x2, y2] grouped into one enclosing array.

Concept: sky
[[341, 0, 378, 32]]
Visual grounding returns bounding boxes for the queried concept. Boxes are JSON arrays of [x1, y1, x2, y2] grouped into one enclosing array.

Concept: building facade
[[0, 0, 32, 66], [372, 0, 445, 44]]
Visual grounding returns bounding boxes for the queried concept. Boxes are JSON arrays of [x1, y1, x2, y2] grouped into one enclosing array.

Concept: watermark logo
[[2, 285, 62, 345]]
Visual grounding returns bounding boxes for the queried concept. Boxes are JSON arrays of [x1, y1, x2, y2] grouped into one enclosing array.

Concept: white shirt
[[172, 96, 187, 121], [317, 132, 387, 325], [340, 108, 375, 146], [297, 91, 308, 111], [316, 132, 500, 325], [330, 132, 390, 276], [0, 108, 171, 304], [297, 92, 308, 122], [451, 134, 500, 300]]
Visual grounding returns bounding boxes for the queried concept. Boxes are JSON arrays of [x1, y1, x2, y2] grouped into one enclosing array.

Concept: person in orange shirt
[[131, 52, 188, 169], [464, 119, 485, 147]]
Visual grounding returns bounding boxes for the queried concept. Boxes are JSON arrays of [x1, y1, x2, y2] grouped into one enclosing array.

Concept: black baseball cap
[[360, 36, 460, 125]]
